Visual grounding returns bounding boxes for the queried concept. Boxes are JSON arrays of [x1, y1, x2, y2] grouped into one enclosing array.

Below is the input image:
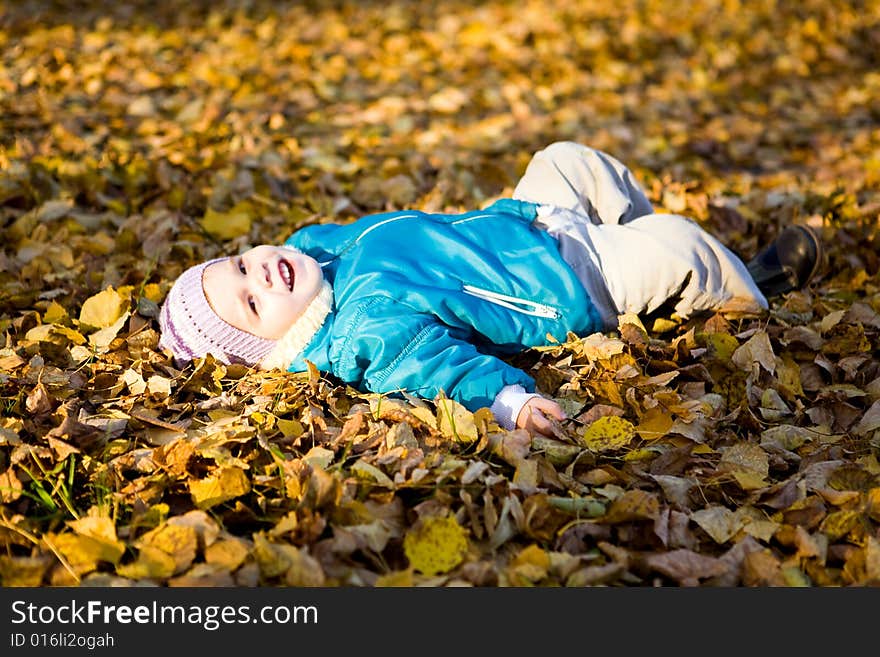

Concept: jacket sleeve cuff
[[490, 384, 542, 430]]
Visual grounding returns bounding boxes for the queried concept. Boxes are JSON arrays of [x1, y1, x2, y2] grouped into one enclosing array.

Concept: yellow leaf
[[691, 506, 743, 544], [531, 435, 581, 466], [123, 368, 146, 395], [143, 282, 163, 303], [578, 415, 636, 452], [79, 286, 129, 330], [617, 312, 647, 334], [276, 417, 304, 439], [136, 523, 198, 574], [0, 556, 51, 586], [42, 300, 68, 324], [48, 534, 101, 575], [509, 544, 551, 583], [200, 203, 253, 240], [704, 332, 739, 362], [252, 534, 290, 579], [68, 515, 118, 543], [781, 567, 811, 587], [116, 545, 176, 580], [147, 375, 172, 396], [375, 569, 415, 587], [513, 458, 539, 489], [252, 533, 325, 585], [88, 311, 130, 349], [652, 317, 679, 333], [0, 351, 26, 372], [205, 538, 250, 570], [189, 466, 251, 509], [586, 379, 625, 407], [578, 332, 626, 362], [819, 510, 860, 541], [66, 516, 126, 565], [403, 516, 469, 576], [512, 543, 551, 570], [436, 397, 478, 443], [868, 488, 880, 522], [635, 406, 674, 441], [623, 448, 657, 462], [351, 459, 394, 487], [24, 323, 86, 346], [351, 459, 394, 488], [303, 446, 334, 470]]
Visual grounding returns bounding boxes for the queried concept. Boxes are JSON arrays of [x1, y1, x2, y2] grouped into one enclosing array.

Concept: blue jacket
[[283, 198, 603, 412]]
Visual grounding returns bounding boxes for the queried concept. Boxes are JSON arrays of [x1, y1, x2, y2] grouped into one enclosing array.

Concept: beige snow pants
[[513, 141, 768, 329]]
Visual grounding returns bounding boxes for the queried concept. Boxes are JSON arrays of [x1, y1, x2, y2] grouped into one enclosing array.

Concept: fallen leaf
[[78, 286, 129, 330], [436, 397, 478, 443], [718, 442, 770, 490], [403, 515, 469, 575], [189, 466, 251, 509], [578, 415, 636, 452]]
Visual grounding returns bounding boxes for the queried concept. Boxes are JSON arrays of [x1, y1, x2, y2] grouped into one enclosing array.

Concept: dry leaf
[[403, 516, 469, 575], [436, 397, 479, 443], [79, 286, 129, 330], [578, 415, 636, 452], [189, 466, 251, 509]]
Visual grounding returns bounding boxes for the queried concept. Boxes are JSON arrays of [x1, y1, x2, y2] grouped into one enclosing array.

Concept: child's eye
[[248, 296, 257, 315], [238, 259, 247, 275]]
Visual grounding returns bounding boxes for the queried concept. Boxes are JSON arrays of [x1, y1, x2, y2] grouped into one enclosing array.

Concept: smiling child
[[158, 142, 821, 436]]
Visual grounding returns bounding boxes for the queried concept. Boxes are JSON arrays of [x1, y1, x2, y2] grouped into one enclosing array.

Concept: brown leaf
[[25, 383, 54, 415], [0, 468, 23, 503], [640, 549, 728, 585], [0, 555, 53, 586], [731, 330, 776, 373], [742, 550, 786, 586], [602, 490, 661, 523], [717, 442, 769, 491]]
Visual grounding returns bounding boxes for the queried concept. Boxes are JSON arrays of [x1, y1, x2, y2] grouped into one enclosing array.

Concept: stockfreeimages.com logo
[[10, 599, 318, 632]]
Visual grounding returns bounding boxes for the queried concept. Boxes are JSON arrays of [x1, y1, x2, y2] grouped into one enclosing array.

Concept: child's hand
[[516, 396, 567, 437]]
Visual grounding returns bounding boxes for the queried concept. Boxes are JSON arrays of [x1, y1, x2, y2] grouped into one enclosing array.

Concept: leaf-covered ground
[[1, 0, 879, 587]]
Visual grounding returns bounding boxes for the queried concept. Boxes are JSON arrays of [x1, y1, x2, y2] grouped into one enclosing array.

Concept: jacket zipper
[[462, 284, 559, 319]]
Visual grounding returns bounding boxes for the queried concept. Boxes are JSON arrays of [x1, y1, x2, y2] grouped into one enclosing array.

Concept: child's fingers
[[529, 397, 567, 421], [526, 407, 555, 436], [515, 397, 568, 437], [523, 398, 572, 439]]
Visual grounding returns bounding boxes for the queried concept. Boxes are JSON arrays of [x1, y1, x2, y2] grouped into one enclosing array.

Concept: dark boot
[[746, 225, 823, 297]]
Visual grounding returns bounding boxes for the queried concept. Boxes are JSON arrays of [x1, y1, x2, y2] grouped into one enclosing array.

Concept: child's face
[[202, 245, 324, 340]]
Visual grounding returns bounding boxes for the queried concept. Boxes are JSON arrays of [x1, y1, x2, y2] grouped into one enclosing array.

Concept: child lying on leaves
[[158, 142, 822, 437]]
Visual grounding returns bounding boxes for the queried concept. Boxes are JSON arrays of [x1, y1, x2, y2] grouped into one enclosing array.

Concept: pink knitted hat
[[157, 258, 276, 367]]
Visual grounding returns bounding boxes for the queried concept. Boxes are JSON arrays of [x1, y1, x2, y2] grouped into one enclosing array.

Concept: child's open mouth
[[278, 259, 295, 291]]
